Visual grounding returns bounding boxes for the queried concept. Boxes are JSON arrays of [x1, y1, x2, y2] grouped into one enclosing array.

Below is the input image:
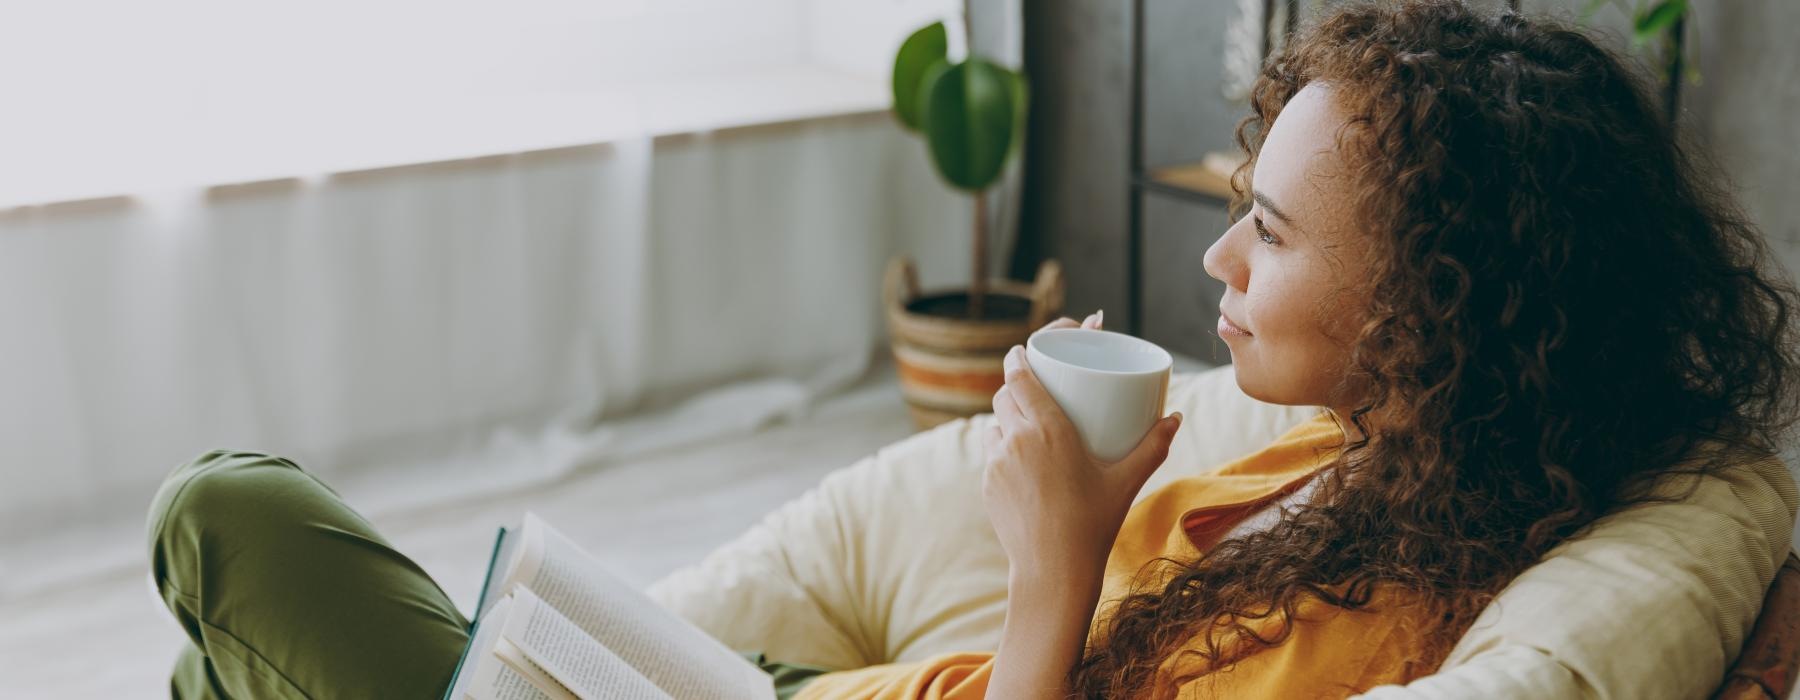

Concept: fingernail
[[1097, 309, 1105, 325]]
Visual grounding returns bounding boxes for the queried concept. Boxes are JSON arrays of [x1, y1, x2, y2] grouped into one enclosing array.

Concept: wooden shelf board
[[1143, 151, 1243, 204]]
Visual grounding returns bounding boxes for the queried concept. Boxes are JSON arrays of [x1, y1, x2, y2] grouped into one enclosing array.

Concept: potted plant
[[884, 18, 1065, 430]]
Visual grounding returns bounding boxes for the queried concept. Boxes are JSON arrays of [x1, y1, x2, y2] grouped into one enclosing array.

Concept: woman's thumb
[[1116, 412, 1182, 486]]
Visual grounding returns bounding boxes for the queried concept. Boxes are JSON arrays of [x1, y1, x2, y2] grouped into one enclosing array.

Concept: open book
[[442, 512, 777, 700]]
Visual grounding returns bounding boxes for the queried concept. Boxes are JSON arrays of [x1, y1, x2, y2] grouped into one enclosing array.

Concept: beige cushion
[[645, 364, 1799, 698], [1361, 442, 1799, 698]]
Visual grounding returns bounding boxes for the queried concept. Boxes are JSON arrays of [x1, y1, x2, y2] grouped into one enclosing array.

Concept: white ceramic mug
[[1024, 328, 1173, 462]]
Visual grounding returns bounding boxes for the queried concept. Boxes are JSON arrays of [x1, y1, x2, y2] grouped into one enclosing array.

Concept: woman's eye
[[1253, 215, 1279, 245]]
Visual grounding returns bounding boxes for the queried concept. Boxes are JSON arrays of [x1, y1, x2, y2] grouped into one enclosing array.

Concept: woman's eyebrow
[[1253, 189, 1297, 227]]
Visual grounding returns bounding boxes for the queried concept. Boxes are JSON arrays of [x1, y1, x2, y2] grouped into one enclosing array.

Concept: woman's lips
[[1218, 312, 1252, 338]]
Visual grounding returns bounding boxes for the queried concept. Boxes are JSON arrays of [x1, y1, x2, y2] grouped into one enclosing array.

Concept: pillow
[[1359, 447, 1797, 698], [645, 364, 1798, 698]]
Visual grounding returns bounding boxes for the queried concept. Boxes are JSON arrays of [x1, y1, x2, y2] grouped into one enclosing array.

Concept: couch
[[645, 364, 1800, 698]]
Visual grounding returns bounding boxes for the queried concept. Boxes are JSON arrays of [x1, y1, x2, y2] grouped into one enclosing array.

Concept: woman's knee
[[144, 451, 467, 698], [145, 450, 332, 604]]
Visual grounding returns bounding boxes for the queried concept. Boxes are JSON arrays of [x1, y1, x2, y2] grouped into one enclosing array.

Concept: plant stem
[[963, 0, 988, 321], [963, 2, 972, 59]]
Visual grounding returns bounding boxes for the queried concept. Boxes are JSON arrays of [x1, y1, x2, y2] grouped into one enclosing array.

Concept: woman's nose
[[1203, 224, 1245, 292]]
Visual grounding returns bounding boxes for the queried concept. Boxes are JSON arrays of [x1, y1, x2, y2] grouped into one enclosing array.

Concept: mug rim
[[1026, 328, 1173, 376]]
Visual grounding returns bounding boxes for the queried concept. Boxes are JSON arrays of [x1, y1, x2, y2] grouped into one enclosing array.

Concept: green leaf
[[922, 58, 1022, 192], [1633, 0, 1686, 45], [914, 58, 952, 130], [892, 22, 948, 132], [1004, 68, 1030, 163]]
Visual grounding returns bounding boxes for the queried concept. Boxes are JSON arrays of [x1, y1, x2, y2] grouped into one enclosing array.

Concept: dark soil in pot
[[904, 291, 1034, 321]]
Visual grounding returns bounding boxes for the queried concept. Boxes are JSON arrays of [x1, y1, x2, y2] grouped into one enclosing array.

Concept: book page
[[470, 651, 561, 700], [508, 512, 776, 700], [493, 638, 580, 700], [449, 595, 559, 700], [501, 587, 674, 700]]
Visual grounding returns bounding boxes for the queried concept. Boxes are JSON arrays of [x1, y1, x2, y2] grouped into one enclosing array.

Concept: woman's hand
[[981, 310, 1183, 698], [981, 310, 1184, 581]]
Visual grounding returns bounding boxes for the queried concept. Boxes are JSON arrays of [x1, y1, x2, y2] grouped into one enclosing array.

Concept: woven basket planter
[[883, 255, 1065, 430]]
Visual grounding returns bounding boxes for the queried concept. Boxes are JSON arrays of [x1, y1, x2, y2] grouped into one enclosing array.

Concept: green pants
[[147, 449, 832, 699]]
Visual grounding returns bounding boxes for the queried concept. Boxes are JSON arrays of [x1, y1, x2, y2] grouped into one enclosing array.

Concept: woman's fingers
[[992, 384, 1031, 434], [1003, 346, 1070, 431], [1039, 310, 1104, 335]]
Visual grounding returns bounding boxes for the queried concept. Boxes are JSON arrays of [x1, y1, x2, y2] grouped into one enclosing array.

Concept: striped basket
[[883, 256, 1065, 431]]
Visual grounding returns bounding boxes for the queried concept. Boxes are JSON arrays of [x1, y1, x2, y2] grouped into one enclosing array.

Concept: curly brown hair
[[1069, 1, 1800, 697]]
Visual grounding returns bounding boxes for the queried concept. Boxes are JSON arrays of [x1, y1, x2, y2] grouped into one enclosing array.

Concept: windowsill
[[0, 64, 891, 210]]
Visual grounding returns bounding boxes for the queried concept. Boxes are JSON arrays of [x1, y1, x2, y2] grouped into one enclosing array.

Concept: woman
[[147, 1, 1800, 698], [990, 1, 1795, 697]]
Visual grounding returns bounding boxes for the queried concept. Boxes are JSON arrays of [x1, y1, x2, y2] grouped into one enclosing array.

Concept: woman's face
[[1203, 82, 1373, 415]]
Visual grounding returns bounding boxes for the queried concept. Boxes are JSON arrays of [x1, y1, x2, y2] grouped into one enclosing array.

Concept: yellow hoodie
[[794, 411, 1438, 699]]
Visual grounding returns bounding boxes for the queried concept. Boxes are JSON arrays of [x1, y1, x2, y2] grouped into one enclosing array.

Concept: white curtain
[[0, 113, 972, 594]]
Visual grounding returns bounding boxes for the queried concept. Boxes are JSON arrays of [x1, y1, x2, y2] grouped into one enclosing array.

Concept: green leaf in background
[[915, 57, 952, 118], [922, 58, 1019, 192], [1003, 68, 1029, 164], [1633, 0, 1686, 46], [892, 22, 948, 132]]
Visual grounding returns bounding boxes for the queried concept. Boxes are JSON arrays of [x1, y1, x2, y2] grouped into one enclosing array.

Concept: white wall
[[0, 0, 960, 207]]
